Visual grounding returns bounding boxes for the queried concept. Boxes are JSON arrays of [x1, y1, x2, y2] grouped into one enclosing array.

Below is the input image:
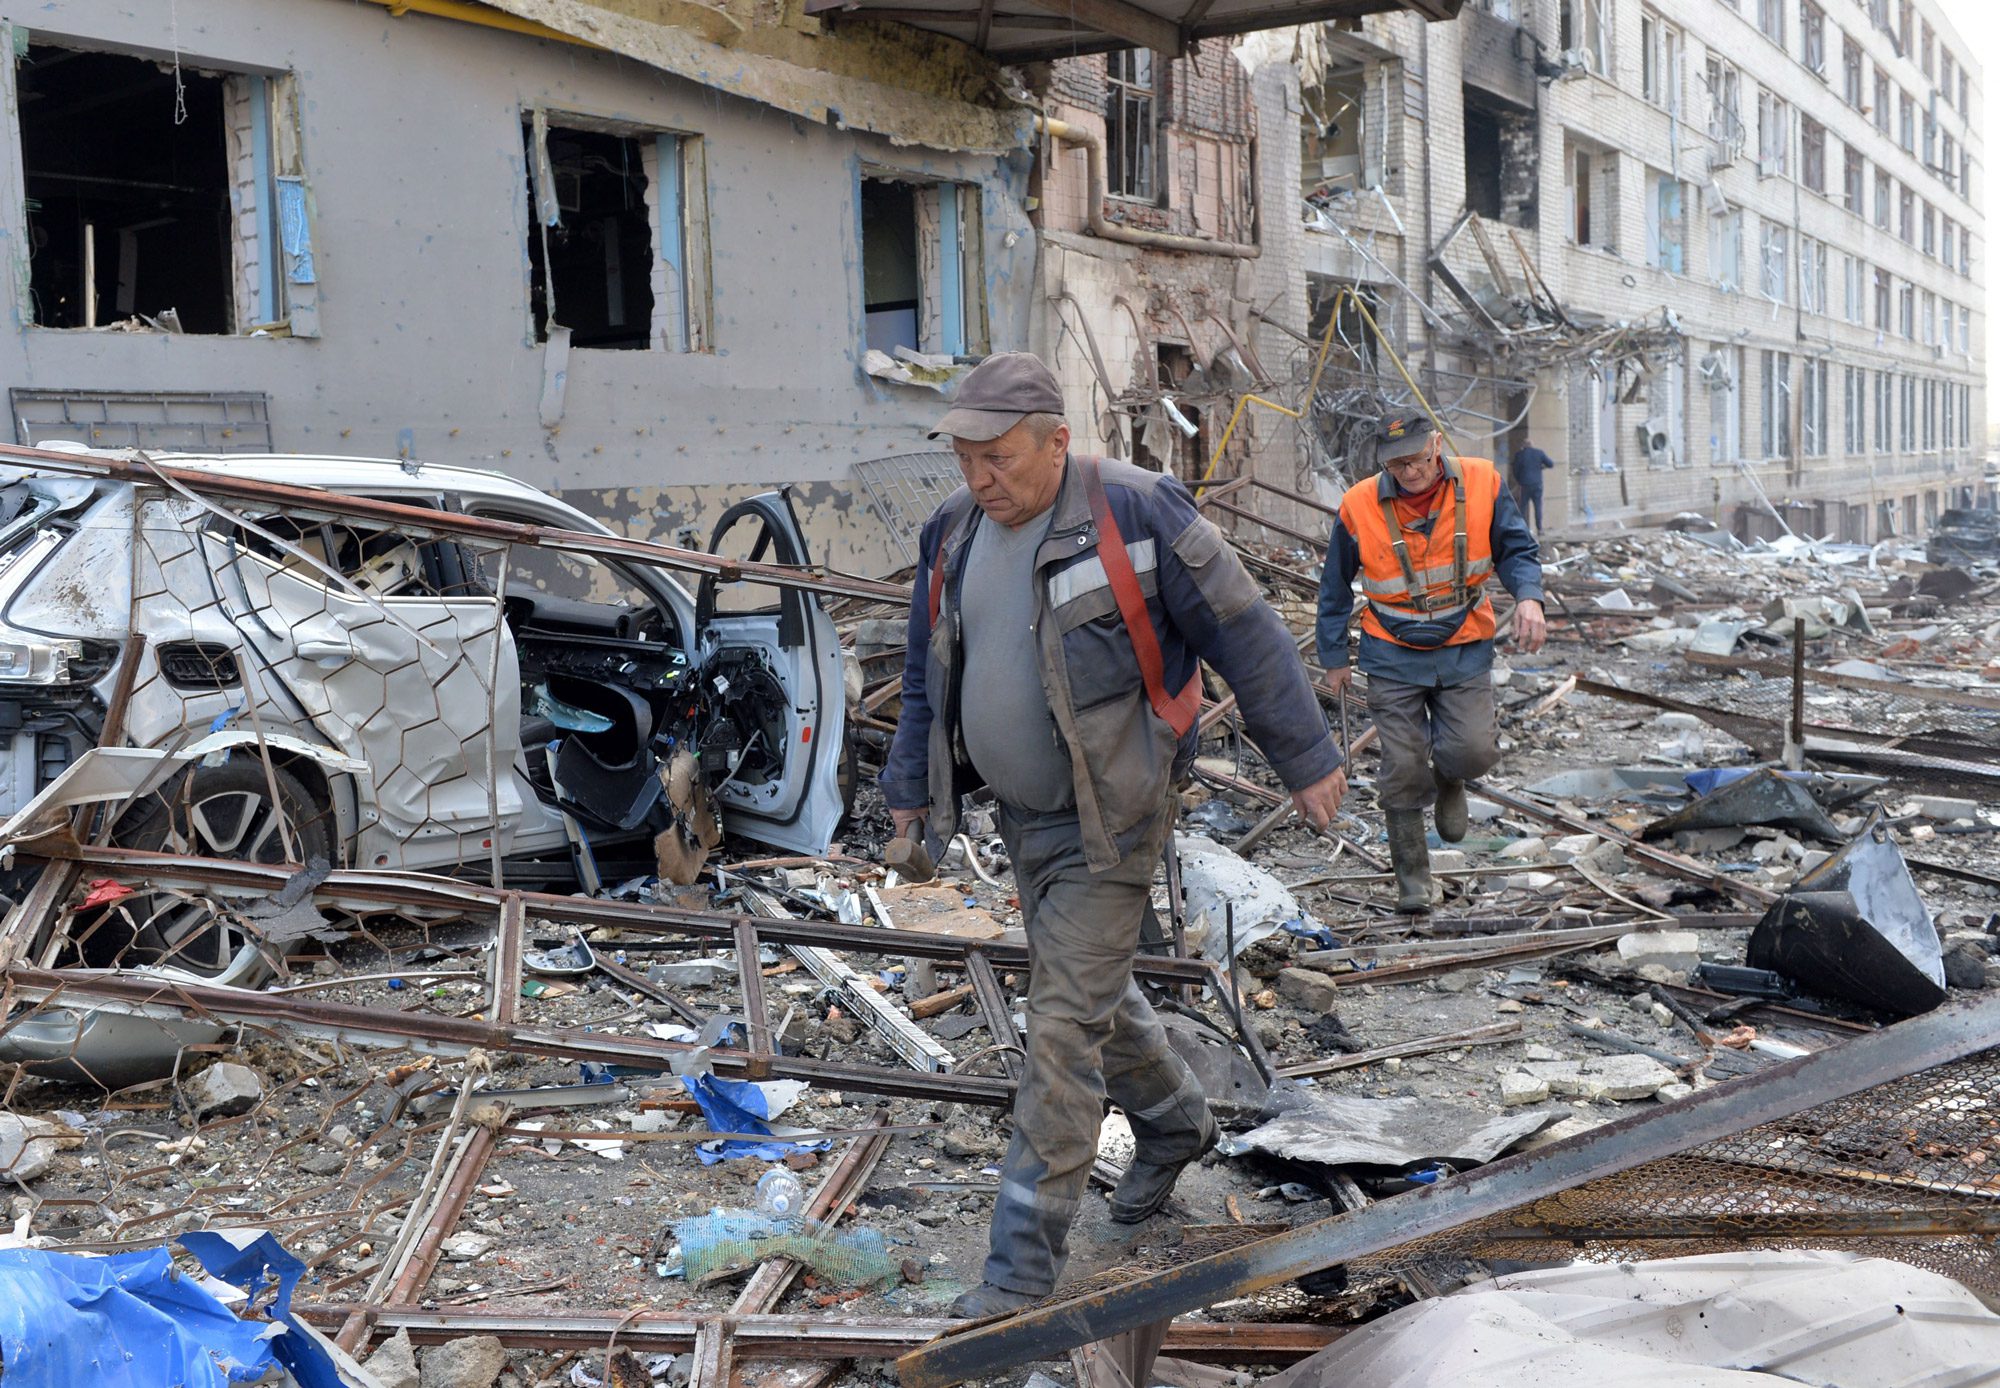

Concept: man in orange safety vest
[[1316, 414, 1547, 910]]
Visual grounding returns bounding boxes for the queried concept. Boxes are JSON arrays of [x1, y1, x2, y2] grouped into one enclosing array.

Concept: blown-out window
[[17, 43, 317, 336], [524, 112, 711, 352]]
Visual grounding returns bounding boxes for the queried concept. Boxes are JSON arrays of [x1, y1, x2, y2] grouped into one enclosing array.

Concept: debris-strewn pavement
[[1, 506, 1999, 1388]]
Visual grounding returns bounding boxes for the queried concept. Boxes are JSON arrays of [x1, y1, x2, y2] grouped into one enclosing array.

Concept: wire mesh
[[1359, 1047, 2000, 1294]]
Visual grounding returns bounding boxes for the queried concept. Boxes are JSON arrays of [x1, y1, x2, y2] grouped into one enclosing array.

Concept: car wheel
[[95, 759, 333, 983]]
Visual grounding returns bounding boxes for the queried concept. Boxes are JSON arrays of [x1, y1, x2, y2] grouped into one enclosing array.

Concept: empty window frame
[[1942, 132, 1956, 191], [524, 114, 711, 352], [1641, 11, 1682, 112], [1643, 344, 1686, 468], [1800, 116, 1826, 193], [1842, 34, 1864, 106], [1559, 0, 1609, 75], [1757, 89, 1789, 177], [1105, 49, 1160, 202], [1798, 235, 1826, 313], [1922, 378, 1937, 450], [1757, 0, 1786, 46], [1705, 56, 1743, 147], [1962, 227, 1972, 278], [1759, 220, 1789, 302], [1899, 184, 1915, 242], [1942, 213, 1956, 269], [1943, 379, 1956, 446], [1760, 349, 1792, 458], [1960, 303, 1971, 353], [1842, 141, 1864, 212], [1800, 358, 1827, 456], [1899, 88, 1915, 152], [1874, 369, 1893, 452], [1706, 343, 1742, 464], [1921, 289, 1935, 345], [1922, 200, 1935, 256], [1800, 2, 1826, 76], [1873, 267, 1891, 332], [1874, 170, 1893, 230], [860, 175, 985, 359], [1843, 364, 1865, 453], [1710, 206, 1742, 291], [1899, 281, 1915, 338], [17, 43, 315, 336], [1899, 374, 1916, 450], [1569, 145, 1594, 245], [1300, 64, 1371, 200], [1873, 67, 1891, 135], [1843, 253, 1865, 323]]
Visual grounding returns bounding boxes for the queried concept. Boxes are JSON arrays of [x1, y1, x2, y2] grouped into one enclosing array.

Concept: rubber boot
[[1384, 808, 1436, 913], [948, 1282, 1043, 1319], [1109, 1112, 1219, 1224], [1434, 772, 1469, 844]]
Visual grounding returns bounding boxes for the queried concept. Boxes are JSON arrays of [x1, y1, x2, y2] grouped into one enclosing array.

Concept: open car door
[[694, 491, 846, 855]]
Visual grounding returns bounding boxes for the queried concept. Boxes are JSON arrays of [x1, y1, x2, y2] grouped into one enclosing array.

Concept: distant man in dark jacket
[[881, 352, 1346, 1318], [1508, 438, 1556, 533]]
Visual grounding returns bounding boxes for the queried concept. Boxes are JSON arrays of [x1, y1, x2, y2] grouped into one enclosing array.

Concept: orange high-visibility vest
[[1339, 454, 1502, 650]]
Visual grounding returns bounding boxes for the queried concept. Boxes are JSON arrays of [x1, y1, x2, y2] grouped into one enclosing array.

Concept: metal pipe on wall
[[1035, 116, 1259, 259]]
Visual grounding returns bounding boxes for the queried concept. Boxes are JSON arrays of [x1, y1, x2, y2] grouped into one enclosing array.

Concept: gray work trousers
[[1366, 672, 1500, 812], [981, 800, 1213, 1296]]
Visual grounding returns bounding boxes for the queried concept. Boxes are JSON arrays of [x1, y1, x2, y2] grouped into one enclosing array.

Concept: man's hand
[[890, 806, 927, 837], [1512, 599, 1548, 655], [1291, 768, 1347, 830], [1324, 666, 1353, 695]]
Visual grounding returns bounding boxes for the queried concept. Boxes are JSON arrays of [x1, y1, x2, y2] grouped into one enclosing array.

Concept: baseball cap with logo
[[930, 352, 1067, 442], [1371, 412, 1436, 469]]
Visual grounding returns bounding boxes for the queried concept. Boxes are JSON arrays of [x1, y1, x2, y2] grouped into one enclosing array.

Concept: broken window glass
[[1105, 49, 1159, 201], [17, 44, 300, 335], [523, 117, 710, 352], [860, 175, 981, 359]]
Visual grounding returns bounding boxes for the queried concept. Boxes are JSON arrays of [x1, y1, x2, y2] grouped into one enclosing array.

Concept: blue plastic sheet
[[683, 1074, 830, 1165], [181, 1229, 340, 1388], [0, 1245, 281, 1387], [1684, 767, 1807, 796]]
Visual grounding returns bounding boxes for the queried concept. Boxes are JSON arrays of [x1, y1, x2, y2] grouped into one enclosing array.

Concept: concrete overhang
[[800, 0, 1465, 65]]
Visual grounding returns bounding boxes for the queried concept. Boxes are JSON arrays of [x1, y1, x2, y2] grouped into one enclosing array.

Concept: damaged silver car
[[0, 449, 849, 1080]]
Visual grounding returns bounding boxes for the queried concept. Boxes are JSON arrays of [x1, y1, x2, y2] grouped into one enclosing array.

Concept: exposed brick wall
[[1041, 39, 1256, 243]]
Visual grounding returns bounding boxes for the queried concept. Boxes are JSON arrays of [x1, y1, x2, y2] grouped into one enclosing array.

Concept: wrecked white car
[[0, 449, 848, 994]]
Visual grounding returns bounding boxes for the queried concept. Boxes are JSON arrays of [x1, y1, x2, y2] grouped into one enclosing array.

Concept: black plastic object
[[1689, 962, 1797, 1001], [1641, 766, 1845, 843], [1746, 811, 1946, 1017]]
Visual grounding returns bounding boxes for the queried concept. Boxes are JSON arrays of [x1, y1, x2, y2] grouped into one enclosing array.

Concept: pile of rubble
[[0, 459, 1996, 1388]]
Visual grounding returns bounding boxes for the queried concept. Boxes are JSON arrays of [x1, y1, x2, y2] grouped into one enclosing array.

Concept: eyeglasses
[[1382, 453, 1434, 472]]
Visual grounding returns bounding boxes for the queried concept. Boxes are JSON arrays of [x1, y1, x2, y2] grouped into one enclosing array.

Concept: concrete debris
[[0, 1113, 82, 1182], [367, 1328, 423, 1388], [1614, 931, 1701, 974], [1519, 1054, 1679, 1102], [183, 1063, 266, 1121], [420, 1335, 508, 1388]]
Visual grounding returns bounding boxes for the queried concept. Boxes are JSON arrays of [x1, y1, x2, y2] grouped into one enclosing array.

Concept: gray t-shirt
[[959, 508, 1076, 813]]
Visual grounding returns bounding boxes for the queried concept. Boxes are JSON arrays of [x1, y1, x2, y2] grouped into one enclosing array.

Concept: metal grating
[[851, 451, 961, 566], [11, 388, 274, 453], [1367, 1048, 2000, 1292]]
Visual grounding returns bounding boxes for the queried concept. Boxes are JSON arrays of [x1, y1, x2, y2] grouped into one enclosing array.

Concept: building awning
[[802, 0, 1462, 65]]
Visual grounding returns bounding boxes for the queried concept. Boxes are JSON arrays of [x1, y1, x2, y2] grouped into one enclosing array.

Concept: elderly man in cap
[[882, 352, 1346, 1318], [1317, 415, 1547, 912]]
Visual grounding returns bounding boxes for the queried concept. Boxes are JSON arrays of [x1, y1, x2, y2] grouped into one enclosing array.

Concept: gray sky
[[1933, 0, 1992, 397]]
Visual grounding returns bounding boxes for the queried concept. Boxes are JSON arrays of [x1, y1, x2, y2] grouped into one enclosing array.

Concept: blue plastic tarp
[[1684, 767, 1808, 796], [683, 1074, 831, 1165], [180, 1229, 341, 1388], [0, 1245, 282, 1387]]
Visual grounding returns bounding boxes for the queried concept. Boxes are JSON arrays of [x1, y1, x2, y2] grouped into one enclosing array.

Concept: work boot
[[1434, 772, 1469, 844], [1108, 1115, 1220, 1224], [1384, 808, 1437, 913], [947, 1282, 1044, 1319]]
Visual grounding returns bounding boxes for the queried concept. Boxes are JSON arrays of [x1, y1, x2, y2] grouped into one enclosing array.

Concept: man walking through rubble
[[1508, 436, 1556, 533], [881, 352, 1346, 1319], [1317, 414, 1547, 912]]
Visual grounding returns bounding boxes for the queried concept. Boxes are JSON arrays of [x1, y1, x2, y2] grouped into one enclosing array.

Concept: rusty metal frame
[[895, 991, 2000, 1387]]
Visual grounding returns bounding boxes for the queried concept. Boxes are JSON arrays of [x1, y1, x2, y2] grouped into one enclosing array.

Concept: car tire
[[97, 758, 333, 983]]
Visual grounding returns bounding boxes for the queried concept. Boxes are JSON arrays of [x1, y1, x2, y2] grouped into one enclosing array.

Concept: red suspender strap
[[927, 551, 947, 628], [1079, 458, 1202, 738]]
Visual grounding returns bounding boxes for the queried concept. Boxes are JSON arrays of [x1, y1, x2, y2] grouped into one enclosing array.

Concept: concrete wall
[[0, 0, 1038, 574]]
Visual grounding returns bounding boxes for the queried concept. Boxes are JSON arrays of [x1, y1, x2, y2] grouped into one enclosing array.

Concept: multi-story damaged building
[[1278, 0, 1986, 541], [0, 0, 1460, 576]]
